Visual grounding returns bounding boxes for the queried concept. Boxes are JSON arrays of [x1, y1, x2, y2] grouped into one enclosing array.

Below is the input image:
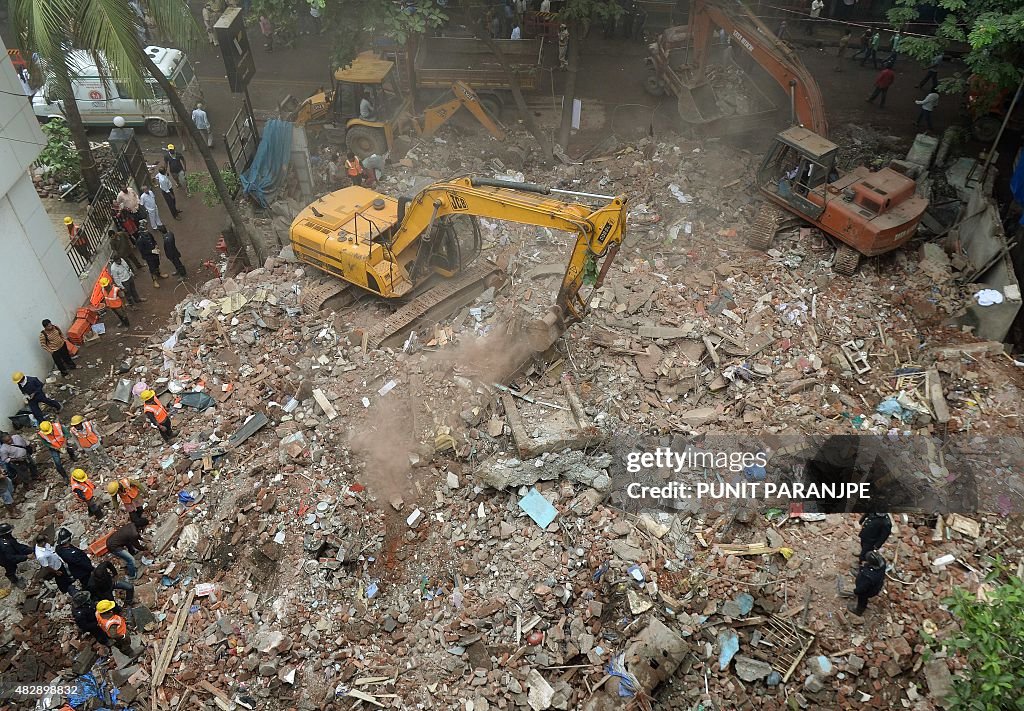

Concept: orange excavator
[[646, 0, 928, 274]]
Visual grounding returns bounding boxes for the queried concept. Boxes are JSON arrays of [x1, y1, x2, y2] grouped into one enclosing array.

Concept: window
[[114, 81, 134, 99], [172, 60, 195, 91]]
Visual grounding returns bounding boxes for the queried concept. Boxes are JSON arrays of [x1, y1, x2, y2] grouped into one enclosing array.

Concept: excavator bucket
[[676, 80, 725, 125]]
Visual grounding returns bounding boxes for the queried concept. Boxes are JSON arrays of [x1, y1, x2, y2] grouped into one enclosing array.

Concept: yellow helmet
[[11, 372, 24, 382], [39, 421, 53, 434], [140, 389, 156, 401], [96, 599, 116, 614], [70, 415, 85, 426], [99, 277, 110, 287], [107, 481, 120, 495], [72, 468, 88, 482], [166, 144, 174, 150], [64, 216, 74, 225]]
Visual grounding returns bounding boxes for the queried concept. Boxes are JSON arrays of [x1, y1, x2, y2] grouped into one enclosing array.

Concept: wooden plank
[[152, 590, 196, 689], [702, 335, 720, 367], [926, 367, 951, 423], [946, 513, 980, 538], [312, 388, 339, 421]]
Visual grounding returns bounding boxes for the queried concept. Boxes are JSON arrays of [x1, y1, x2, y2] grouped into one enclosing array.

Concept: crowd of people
[[2, 175, 184, 653], [1, 367, 171, 657]]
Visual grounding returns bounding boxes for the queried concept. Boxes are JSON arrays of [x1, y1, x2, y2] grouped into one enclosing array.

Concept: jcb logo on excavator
[[448, 193, 469, 211]]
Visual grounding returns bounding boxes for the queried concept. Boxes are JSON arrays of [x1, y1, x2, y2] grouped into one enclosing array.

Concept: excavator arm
[[687, 0, 828, 136], [391, 176, 626, 327]]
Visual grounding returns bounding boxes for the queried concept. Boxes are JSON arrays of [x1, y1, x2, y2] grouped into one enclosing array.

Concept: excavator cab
[[757, 126, 839, 222]]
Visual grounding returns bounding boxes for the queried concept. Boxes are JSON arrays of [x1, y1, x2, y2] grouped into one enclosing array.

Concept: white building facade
[[0, 37, 92, 421]]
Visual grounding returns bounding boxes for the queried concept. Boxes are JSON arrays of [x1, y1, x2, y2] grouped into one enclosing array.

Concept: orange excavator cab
[[650, 0, 929, 274]]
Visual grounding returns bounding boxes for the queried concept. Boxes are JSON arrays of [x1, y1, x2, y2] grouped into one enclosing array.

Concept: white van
[[32, 46, 203, 137]]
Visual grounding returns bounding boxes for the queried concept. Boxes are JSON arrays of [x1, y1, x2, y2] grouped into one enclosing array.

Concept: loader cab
[[330, 52, 411, 157], [757, 126, 839, 221]]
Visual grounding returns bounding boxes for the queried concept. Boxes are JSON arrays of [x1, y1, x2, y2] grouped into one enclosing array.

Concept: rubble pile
[[1, 128, 1022, 710]]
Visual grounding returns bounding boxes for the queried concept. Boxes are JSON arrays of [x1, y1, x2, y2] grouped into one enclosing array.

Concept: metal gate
[[65, 143, 145, 277], [224, 99, 260, 196]]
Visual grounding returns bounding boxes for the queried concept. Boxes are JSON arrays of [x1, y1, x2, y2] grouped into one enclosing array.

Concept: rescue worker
[[1, 432, 38, 482], [55, 528, 95, 588], [858, 512, 892, 562], [0, 465, 17, 517], [140, 389, 173, 442], [89, 560, 135, 603], [99, 276, 130, 328], [38, 419, 77, 477], [71, 590, 109, 644], [70, 468, 104, 519], [65, 216, 92, 260], [95, 599, 134, 654], [69, 416, 113, 468], [106, 521, 148, 579], [107, 477, 147, 528], [35, 533, 77, 595], [0, 523, 32, 588], [345, 152, 364, 187], [13, 371, 62, 423], [848, 551, 886, 616]]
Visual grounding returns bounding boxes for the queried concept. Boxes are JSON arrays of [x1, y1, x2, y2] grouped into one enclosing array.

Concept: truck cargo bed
[[414, 37, 545, 91]]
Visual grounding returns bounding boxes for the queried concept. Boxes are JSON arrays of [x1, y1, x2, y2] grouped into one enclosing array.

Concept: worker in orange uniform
[[69, 415, 114, 468], [107, 477, 147, 527], [95, 599, 134, 654], [140, 389, 174, 442], [345, 152, 364, 187], [99, 276, 130, 328], [70, 468, 104, 519], [65, 216, 92, 260], [38, 419, 77, 477]]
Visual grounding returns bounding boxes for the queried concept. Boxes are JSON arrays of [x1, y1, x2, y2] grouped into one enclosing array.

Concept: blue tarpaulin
[[1012, 147, 1024, 225], [240, 119, 293, 207]]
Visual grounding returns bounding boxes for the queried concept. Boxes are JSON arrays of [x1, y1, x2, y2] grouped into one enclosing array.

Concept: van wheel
[[146, 118, 170, 137], [346, 126, 388, 158]]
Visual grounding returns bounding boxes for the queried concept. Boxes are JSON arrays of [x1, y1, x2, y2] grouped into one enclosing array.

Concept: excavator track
[[364, 262, 506, 350], [832, 244, 861, 275], [747, 204, 787, 251], [301, 280, 350, 313]]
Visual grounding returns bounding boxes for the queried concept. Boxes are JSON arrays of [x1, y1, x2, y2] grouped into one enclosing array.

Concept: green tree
[[12, 0, 253, 260], [923, 567, 1024, 711], [37, 119, 81, 183], [888, 0, 1024, 95]]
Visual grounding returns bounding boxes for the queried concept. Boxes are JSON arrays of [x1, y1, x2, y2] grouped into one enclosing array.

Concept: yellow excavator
[[286, 52, 505, 156], [290, 176, 627, 345]]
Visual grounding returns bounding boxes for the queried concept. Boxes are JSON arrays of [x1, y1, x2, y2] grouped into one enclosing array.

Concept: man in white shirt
[[806, 0, 823, 35], [540, 0, 551, 12], [35, 533, 76, 595], [359, 95, 374, 120], [914, 92, 939, 131], [510, 22, 521, 39], [110, 257, 145, 305], [140, 186, 163, 229], [191, 102, 213, 148], [156, 168, 181, 220]]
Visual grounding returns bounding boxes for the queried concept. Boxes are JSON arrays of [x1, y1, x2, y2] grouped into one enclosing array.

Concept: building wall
[[0, 39, 90, 421]]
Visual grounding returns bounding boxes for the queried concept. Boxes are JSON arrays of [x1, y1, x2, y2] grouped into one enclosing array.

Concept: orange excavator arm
[[688, 0, 828, 136]]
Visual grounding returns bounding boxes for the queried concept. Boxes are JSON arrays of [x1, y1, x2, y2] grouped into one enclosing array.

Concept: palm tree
[[11, 0, 252, 259]]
